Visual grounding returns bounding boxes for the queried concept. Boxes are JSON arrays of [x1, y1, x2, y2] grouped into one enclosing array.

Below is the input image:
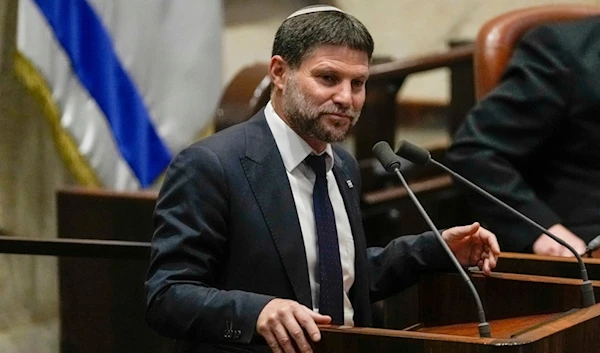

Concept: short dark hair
[[272, 10, 374, 69]]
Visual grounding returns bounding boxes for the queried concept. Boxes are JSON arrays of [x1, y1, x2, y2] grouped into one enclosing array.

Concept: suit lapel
[[241, 113, 312, 308], [332, 155, 363, 247]]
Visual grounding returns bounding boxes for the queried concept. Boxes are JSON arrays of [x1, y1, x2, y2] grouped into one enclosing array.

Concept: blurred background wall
[[0, 0, 598, 351]]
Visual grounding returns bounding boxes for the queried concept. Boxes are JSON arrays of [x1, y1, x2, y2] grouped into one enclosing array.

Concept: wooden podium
[[316, 271, 600, 352], [55, 188, 600, 352]]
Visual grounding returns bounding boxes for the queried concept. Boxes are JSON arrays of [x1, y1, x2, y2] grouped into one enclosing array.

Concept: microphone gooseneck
[[372, 141, 492, 338], [396, 140, 596, 308]]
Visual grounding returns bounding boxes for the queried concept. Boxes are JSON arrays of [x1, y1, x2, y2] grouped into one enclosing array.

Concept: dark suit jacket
[[447, 17, 600, 252], [145, 111, 451, 352]]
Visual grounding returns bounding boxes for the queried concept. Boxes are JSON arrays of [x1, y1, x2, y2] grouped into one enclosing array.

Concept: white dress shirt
[[264, 101, 356, 326]]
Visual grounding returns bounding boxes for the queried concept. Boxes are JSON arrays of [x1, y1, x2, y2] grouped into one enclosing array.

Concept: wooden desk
[[318, 272, 600, 352], [496, 252, 600, 279]]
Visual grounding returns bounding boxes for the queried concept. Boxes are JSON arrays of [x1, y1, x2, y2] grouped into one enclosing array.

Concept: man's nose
[[332, 82, 352, 108]]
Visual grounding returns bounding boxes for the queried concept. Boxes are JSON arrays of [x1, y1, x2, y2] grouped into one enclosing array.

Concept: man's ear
[[269, 55, 289, 91]]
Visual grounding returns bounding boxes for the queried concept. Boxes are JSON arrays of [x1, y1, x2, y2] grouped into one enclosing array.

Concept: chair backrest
[[475, 4, 600, 100], [214, 63, 271, 132]]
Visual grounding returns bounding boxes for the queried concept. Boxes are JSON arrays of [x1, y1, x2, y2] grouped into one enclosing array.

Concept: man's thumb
[[449, 222, 480, 238]]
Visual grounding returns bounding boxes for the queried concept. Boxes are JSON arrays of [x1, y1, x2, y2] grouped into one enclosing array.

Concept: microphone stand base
[[478, 322, 492, 338]]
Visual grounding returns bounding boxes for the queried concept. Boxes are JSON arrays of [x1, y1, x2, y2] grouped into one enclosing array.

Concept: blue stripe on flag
[[34, 0, 172, 187]]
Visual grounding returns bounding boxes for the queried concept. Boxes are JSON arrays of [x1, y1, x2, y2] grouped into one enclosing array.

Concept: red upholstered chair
[[475, 4, 600, 100]]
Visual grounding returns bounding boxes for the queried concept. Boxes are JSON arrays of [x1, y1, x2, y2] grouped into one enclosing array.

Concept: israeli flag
[[16, 0, 222, 189]]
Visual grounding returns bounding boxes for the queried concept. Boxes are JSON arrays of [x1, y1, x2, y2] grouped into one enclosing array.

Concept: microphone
[[372, 141, 492, 338], [395, 140, 596, 308], [586, 235, 600, 257]]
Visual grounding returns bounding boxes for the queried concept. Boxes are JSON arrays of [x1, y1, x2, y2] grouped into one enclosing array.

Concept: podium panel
[[56, 188, 171, 353]]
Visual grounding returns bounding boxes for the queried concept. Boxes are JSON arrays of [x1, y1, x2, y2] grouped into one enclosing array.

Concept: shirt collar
[[264, 101, 334, 173]]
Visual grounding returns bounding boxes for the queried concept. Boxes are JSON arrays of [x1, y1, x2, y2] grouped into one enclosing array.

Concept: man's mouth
[[323, 112, 352, 119]]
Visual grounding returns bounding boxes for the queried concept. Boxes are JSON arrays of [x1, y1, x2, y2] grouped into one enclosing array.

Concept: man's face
[[280, 45, 369, 147]]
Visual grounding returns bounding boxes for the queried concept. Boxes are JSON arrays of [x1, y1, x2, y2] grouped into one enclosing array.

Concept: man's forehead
[[299, 45, 370, 70]]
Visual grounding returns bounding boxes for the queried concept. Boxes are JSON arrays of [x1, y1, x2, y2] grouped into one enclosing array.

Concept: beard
[[281, 75, 361, 143]]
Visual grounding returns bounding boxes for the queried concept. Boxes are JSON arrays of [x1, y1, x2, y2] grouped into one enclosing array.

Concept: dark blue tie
[[305, 154, 344, 325]]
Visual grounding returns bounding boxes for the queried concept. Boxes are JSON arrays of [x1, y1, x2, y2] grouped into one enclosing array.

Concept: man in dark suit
[[447, 17, 600, 256], [145, 5, 500, 353]]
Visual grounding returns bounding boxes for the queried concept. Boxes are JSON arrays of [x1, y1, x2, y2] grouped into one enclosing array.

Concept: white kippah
[[286, 5, 345, 19]]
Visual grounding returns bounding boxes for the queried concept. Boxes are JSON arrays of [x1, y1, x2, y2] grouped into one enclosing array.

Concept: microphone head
[[587, 234, 600, 252], [395, 140, 431, 165], [372, 141, 402, 173]]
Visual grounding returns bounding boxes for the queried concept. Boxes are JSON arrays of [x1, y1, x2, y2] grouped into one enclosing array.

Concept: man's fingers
[[282, 314, 313, 353], [272, 322, 298, 353], [479, 250, 497, 270], [482, 258, 491, 276], [261, 329, 283, 353], [470, 243, 483, 265], [479, 228, 501, 255], [256, 299, 320, 353], [465, 222, 480, 233], [487, 251, 497, 269], [308, 310, 332, 324], [302, 311, 331, 341]]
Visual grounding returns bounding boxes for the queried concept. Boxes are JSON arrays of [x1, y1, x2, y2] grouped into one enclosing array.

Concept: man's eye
[[321, 75, 336, 83], [352, 80, 365, 88]]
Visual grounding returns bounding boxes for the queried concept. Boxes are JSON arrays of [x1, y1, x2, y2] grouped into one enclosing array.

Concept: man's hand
[[532, 224, 586, 257], [256, 298, 331, 353], [442, 222, 500, 276]]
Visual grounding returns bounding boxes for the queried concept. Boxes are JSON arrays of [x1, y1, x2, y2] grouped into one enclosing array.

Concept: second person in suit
[[447, 17, 600, 256]]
